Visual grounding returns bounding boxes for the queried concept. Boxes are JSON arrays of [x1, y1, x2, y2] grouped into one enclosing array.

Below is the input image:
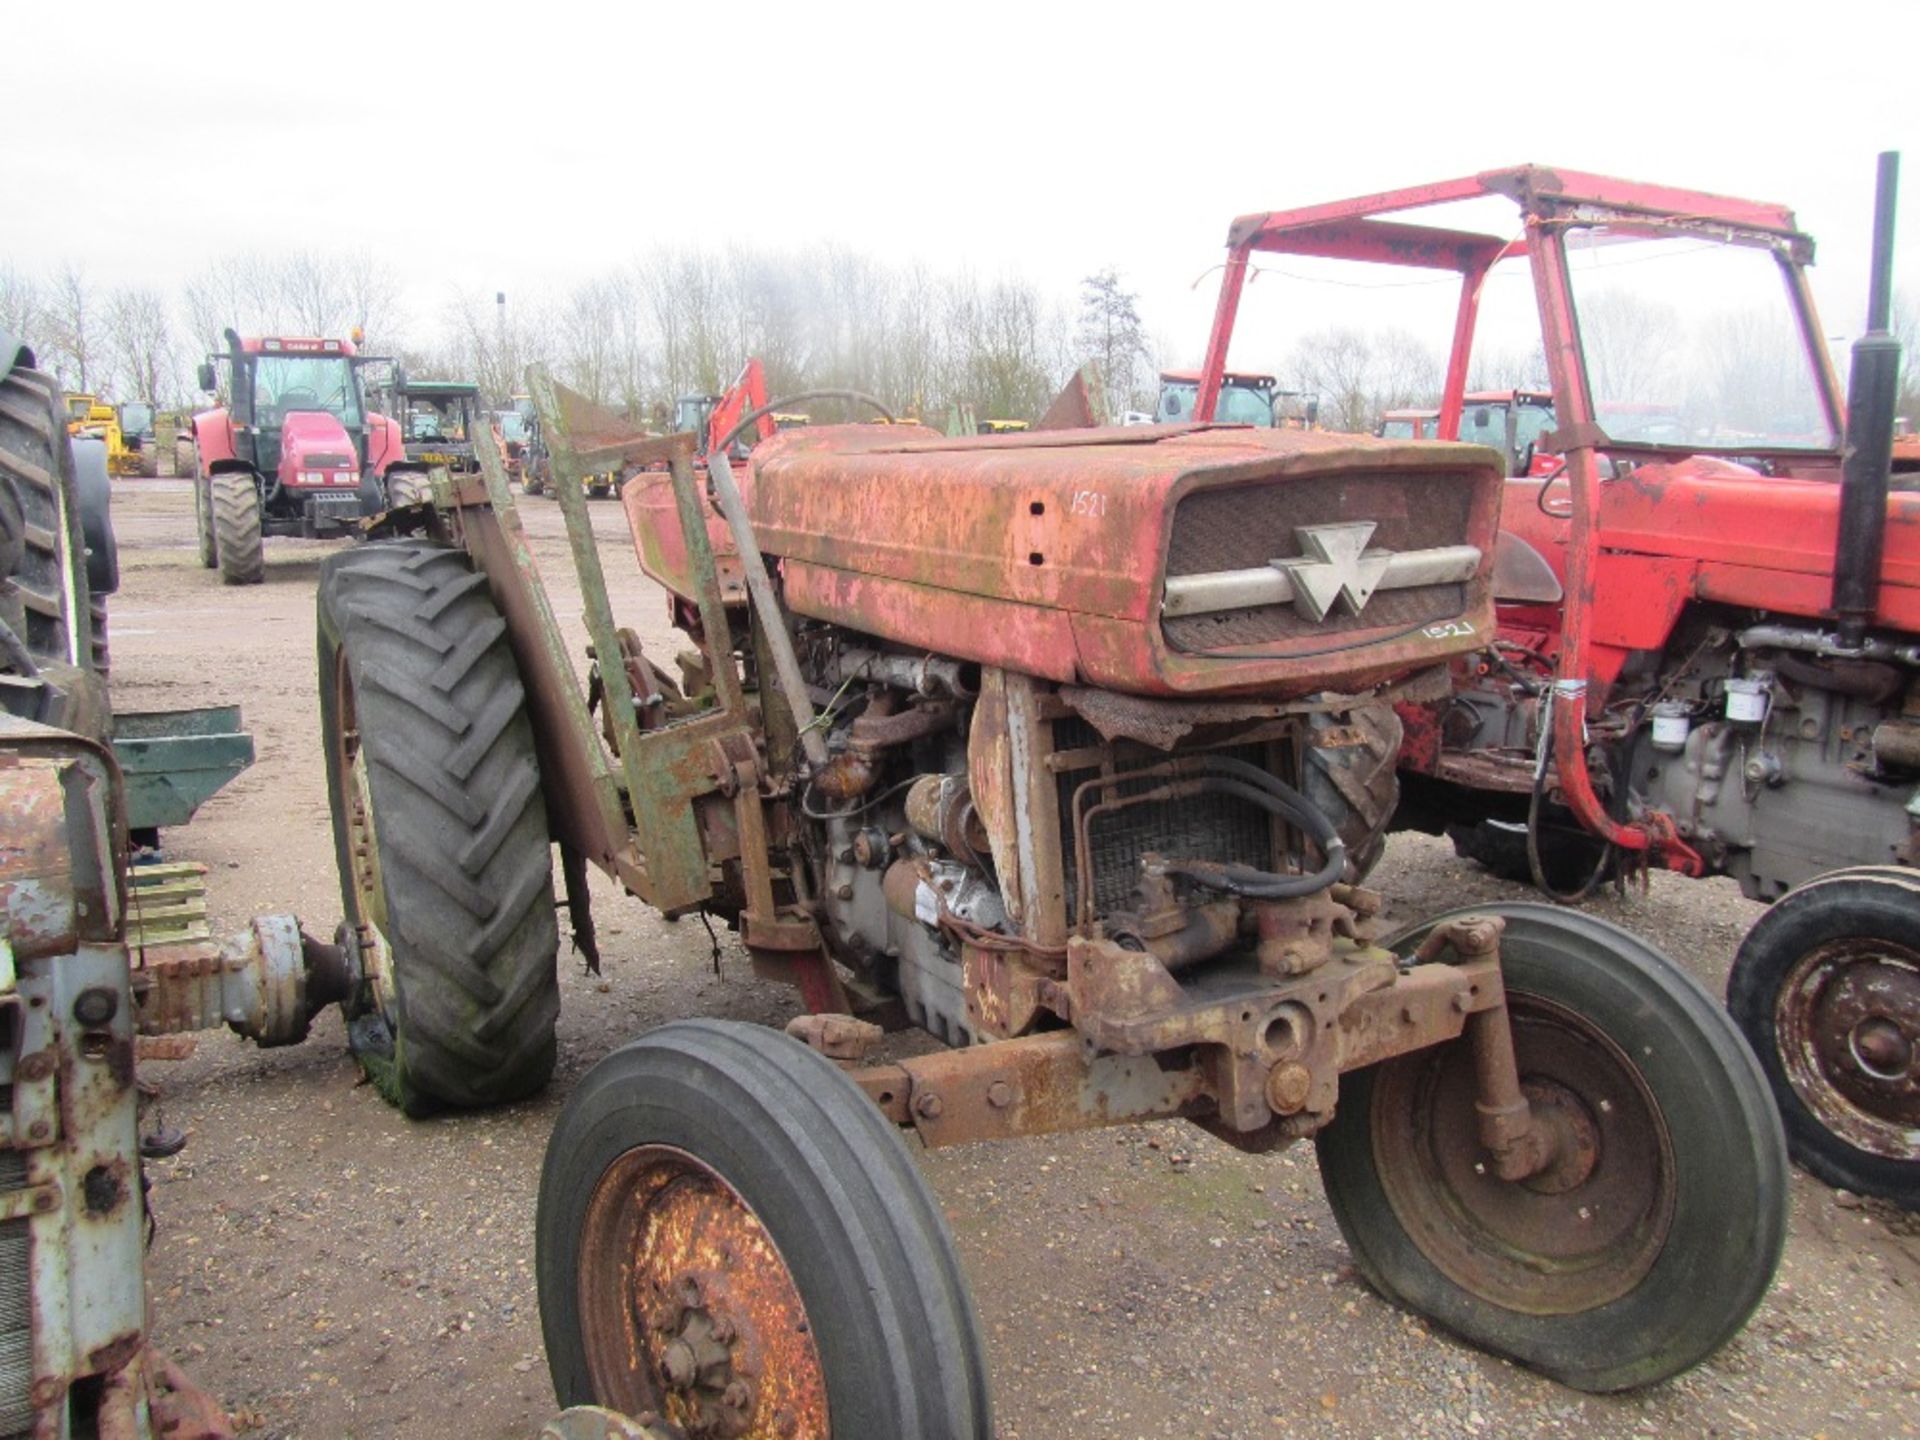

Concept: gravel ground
[[102, 478, 1918, 1439]]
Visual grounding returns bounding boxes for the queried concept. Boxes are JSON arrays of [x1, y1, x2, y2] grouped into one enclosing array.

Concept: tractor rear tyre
[[211, 471, 264, 585], [138, 444, 159, 478], [385, 468, 430, 510], [1727, 866, 1920, 1208], [318, 540, 559, 1114], [193, 475, 217, 568], [1316, 903, 1787, 1392], [1304, 705, 1400, 884], [538, 1019, 992, 1439], [174, 437, 195, 479], [0, 359, 93, 669]]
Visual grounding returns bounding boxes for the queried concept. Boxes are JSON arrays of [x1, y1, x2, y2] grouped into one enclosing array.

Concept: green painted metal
[[467, 395, 631, 857], [526, 368, 653, 796], [109, 707, 254, 831]]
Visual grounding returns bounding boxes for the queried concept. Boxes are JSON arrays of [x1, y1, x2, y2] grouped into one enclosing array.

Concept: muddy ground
[[104, 478, 1918, 1439]]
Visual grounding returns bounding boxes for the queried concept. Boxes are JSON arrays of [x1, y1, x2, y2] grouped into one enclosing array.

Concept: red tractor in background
[[1192, 157, 1918, 1207], [189, 329, 428, 584]]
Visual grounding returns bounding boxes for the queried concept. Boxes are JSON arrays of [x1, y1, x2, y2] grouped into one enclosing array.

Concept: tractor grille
[[0, 1151, 32, 1438], [1163, 472, 1472, 652], [1054, 719, 1274, 917]]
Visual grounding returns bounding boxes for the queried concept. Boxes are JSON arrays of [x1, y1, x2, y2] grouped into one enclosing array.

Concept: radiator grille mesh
[[1054, 720, 1274, 917], [1164, 472, 1472, 651], [0, 1150, 33, 1438]]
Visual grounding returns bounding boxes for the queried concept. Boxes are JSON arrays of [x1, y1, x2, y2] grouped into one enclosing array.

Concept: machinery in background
[[1191, 155, 1917, 1207], [188, 330, 425, 584]]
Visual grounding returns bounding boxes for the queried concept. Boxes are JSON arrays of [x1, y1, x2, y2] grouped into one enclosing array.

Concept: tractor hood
[[276, 410, 361, 490], [628, 423, 1505, 700]]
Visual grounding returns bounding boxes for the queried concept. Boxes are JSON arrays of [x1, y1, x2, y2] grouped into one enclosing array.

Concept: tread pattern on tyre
[[1304, 704, 1400, 883], [320, 541, 559, 1110], [0, 361, 87, 666], [540, 1019, 991, 1438], [211, 470, 264, 585]]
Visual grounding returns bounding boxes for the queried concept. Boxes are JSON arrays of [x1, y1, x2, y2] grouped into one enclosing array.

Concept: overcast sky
[[6, 0, 1914, 371]]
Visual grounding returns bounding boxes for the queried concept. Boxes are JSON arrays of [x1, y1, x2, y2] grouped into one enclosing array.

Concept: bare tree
[[0, 265, 42, 355], [1076, 268, 1152, 416], [45, 266, 99, 392], [105, 287, 180, 405], [1288, 327, 1375, 433], [1578, 290, 1681, 405], [1371, 328, 1443, 411], [1892, 289, 1918, 426]]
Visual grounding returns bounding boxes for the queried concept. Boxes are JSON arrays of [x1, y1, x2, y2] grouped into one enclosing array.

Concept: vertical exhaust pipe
[[1832, 151, 1903, 645]]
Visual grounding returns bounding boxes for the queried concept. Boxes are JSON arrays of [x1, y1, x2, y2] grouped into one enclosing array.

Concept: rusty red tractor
[[313, 322, 1791, 1428], [190, 329, 426, 584], [1191, 157, 1917, 1208]]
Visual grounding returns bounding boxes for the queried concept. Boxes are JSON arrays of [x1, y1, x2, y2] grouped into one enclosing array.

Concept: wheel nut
[[722, 1379, 753, 1411], [710, 1315, 735, 1344], [661, 1339, 698, 1389], [913, 1091, 944, 1120]]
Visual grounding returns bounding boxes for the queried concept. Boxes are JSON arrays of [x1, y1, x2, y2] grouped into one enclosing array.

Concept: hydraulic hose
[[1152, 776, 1347, 900]]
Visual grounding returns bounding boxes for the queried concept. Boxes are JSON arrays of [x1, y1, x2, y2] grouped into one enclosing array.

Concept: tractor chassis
[[442, 385, 1554, 1173]]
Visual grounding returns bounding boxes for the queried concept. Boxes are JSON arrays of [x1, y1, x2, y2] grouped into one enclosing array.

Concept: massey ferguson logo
[[1275, 522, 1391, 622], [1159, 521, 1482, 626]]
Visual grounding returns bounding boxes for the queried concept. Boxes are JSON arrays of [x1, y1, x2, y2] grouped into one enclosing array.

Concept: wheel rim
[[332, 650, 394, 1013], [1776, 938, 1920, 1162], [578, 1145, 829, 1438], [1370, 992, 1677, 1315]]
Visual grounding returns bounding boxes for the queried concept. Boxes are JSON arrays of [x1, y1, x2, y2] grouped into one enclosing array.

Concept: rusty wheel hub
[[577, 1146, 827, 1439], [1372, 993, 1676, 1314], [1777, 939, 1920, 1161]]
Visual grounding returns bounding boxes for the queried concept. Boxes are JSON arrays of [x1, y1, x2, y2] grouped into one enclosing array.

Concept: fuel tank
[[625, 423, 1504, 699]]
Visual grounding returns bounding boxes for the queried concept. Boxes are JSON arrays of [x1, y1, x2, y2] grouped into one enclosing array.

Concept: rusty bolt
[[33, 1189, 57, 1212], [27, 1121, 51, 1142], [773, 1408, 799, 1438], [661, 1339, 699, 1389], [1447, 916, 1504, 956], [913, 1091, 944, 1121], [986, 1080, 1013, 1109], [834, 883, 855, 902], [722, 1379, 753, 1412], [709, 1315, 735, 1345], [16, 1051, 54, 1082], [1265, 1062, 1314, 1116]]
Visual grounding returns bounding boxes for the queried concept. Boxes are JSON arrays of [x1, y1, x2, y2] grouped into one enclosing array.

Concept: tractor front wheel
[[538, 1020, 992, 1439], [1316, 903, 1788, 1392], [318, 540, 560, 1114], [210, 471, 263, 585], [1727, 866, 1920, 1207]]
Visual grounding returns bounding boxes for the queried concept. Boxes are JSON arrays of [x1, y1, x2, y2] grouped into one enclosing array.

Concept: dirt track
[[107, 478, 1919, 1439]]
